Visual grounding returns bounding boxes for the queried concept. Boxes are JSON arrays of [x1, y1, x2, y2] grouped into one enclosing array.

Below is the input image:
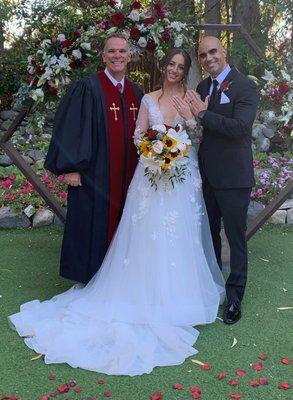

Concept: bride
[[9, 48, 225, 376]]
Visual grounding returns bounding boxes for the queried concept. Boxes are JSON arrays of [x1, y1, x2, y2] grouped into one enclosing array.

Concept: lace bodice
[[134, 94, 201, 141]]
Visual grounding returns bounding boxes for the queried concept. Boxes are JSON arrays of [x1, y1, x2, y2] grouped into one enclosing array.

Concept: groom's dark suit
[[197, 66, 258, 304]]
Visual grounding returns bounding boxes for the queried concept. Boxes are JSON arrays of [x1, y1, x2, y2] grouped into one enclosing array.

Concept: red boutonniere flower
[[220, 81, 232, 92]]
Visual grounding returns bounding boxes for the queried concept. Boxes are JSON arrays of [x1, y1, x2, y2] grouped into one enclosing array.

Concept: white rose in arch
[[57, 34, 66, 42], [137, 37, 147, 48], [72, 49, 82, 59], [128, 9, 140, 22]]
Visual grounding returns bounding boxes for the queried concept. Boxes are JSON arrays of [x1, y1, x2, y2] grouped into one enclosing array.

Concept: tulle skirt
[[9, 150, 225, 376]]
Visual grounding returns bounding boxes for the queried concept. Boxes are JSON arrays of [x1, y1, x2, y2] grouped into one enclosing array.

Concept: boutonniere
[[220, 81, 232, 92]]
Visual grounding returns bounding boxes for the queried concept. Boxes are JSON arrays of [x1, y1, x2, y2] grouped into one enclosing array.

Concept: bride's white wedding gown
[[9, 94, 225, 376]]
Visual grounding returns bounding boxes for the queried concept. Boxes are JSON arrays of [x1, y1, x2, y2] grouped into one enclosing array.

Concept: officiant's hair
[[103, 33, 130, 51], [161, 48, 191, 88]]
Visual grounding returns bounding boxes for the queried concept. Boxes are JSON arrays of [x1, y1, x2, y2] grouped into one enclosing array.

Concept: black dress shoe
[[223, 302, 242, 324]]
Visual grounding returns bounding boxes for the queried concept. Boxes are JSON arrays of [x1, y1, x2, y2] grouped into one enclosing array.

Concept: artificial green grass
[[0, 225, 292, 400]]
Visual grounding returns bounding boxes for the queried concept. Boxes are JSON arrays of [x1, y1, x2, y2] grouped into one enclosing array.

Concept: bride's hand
[[172, 96, 193, 121]]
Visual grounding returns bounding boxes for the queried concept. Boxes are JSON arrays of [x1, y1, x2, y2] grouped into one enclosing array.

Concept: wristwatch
[[197, 110, 206, 123]]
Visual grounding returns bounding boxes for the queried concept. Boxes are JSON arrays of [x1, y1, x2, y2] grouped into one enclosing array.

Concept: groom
[[186, 36, 258, 324]]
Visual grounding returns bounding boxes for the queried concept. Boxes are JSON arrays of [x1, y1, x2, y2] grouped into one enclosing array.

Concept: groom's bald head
[[198, 36, 227, 78]]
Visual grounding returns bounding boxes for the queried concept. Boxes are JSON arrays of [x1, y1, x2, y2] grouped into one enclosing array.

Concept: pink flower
[[57, 175, 65, 181], [2, 179, 13, 188], [8, 174, 16, 180], [48, 183, 56, 189], [5, 193, 17, 201], [59, 191, 68, 201], [20, 187, 30, 195], [41, 175, 51, 184], [26, 182, 34, 190]]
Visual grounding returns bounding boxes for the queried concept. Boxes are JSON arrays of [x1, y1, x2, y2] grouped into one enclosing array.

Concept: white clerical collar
[[104, 68, 125, 92]]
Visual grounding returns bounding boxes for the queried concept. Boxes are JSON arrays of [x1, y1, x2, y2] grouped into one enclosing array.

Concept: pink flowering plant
[[0, 165, 67, 215], [251, 152, 293, 204]]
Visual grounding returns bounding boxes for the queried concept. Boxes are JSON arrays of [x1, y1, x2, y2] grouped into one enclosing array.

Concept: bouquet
[[134, 124, 191, 189]]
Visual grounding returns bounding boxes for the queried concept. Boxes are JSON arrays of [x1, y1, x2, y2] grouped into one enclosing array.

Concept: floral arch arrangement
[[15, 0, 195, 116]]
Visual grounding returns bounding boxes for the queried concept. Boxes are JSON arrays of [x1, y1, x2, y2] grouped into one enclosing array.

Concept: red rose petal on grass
[[230, 393, 241, 400], [201, 363, 212, 370], [150, 392, 164, 400], [39, 397, 50, 400], [48, 375, 56, 381], [236, 369, 246, 377], [87, 397, 98, 400], [98, 378, 105, 384], [258, 354, 268, 360], [190, 386, 201, 393], [229, 379, 239, 387], [57, 383, 69, 393], [259, 377, 269, 385], [49, 392, 58, 398], [191, 392, 201, 399], [104, 392, 112, 398], [73, 387, 82, 393], [217, 371, 227, 380], [173, 382, 184, 390], [249, 380, 259, 387], [281, 357, 292, 365], [251, 363, 264, 371], [279, 381, 291, 390]]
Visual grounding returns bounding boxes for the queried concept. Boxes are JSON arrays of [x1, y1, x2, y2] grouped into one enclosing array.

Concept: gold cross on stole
[[129, 103, 138, 121], [110, 103, 120, 121]]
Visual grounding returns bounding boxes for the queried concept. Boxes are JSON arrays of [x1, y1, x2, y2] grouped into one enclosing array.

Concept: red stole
[[97, 71, 139, 243]]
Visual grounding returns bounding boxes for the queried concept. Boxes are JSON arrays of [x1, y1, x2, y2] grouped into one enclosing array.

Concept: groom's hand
[[185, 90, 208, 117]]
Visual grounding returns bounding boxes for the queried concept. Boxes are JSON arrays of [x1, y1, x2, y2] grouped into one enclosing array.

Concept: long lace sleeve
[[134, 97, 149, 145], [185, 117, 203, 143]]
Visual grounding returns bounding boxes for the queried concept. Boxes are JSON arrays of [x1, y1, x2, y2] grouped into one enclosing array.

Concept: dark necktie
[[116, 82, 123, 93], [209, 79, 218, 108]]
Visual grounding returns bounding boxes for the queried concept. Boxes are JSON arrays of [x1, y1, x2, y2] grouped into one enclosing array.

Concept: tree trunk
[[0, 21, 4, 54], [204, 0, 221, 37], [231, 0, 263, 74], [166, 0, 195, 22]]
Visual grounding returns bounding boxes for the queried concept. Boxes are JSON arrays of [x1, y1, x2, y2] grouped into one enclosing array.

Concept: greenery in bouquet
[[252, 151, 292, 204], [135, 124, 191, 189], [0, 165, 67, 215]]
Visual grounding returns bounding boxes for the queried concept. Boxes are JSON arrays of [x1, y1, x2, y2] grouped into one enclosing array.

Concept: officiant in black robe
[[45, 35, 143, 283]]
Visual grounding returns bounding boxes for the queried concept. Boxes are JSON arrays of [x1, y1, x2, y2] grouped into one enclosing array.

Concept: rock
[[0, 206, 31, 228], [25, 150, 45, 162], [269, 210, 287, 224], [0, 110, 18, 120], [53, 213, 66, 227], [252, 123, 265, 140], [0, 154, 13, 166], [287, 208, 293, 224], [278, 199, 293, 210], [21, 155, 34, 165], [256, 134, 270, 152], [32, 209, 54, 227], [262, 127, 275, 139], [23, 205, 36, 218], [1, 119, 12, 131], [247, 200, 265, 221], [34, 158, 45, 170]]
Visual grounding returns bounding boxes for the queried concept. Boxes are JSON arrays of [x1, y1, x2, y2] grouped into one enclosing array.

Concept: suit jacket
[[197, 66, 258, 189]]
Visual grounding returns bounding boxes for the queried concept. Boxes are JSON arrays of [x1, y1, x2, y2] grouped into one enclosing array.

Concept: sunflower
[[139, 140, 150, 156], [162, 154, 173, 170], [163, 135, 177, 152]]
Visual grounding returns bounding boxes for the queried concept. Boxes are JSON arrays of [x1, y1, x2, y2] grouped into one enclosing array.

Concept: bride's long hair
[[159, 48, 191, 102]]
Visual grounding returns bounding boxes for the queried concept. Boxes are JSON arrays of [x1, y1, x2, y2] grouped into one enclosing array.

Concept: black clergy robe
[[44, 72, 143, 283]]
